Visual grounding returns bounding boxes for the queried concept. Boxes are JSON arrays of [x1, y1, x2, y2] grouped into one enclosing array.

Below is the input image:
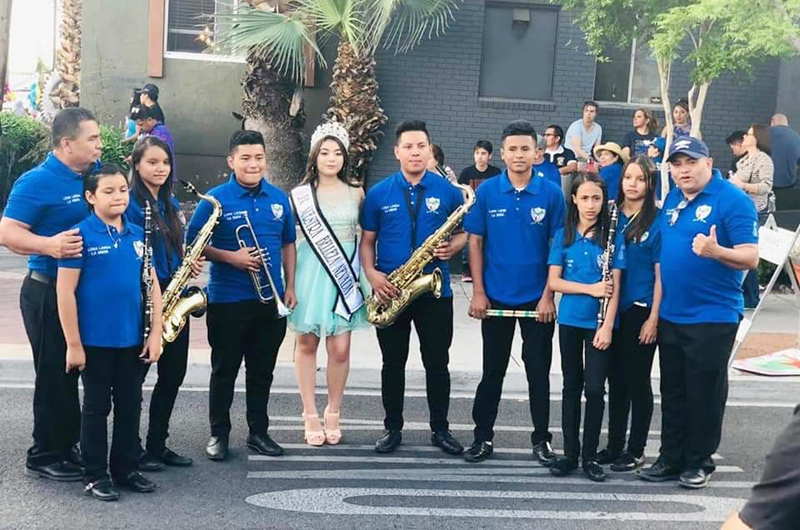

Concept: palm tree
[[220, 0, 460, 183], [51, 0, 81, 108]]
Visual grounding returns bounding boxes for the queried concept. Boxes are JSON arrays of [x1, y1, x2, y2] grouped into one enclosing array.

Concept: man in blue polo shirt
[[0, 107, 101, 482], [638, 137, 759, 489], [360, 120, 467, 456], [463, 120, 565, 464], [187, 130, 297, 462]]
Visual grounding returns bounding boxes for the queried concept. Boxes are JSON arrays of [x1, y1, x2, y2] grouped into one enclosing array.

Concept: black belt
[[27, 271, 56, 286]]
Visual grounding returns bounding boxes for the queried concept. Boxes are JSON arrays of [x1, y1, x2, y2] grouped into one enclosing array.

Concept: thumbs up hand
[[692, 224, 719, 258]]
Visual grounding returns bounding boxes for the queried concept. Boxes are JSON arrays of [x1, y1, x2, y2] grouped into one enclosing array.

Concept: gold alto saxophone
[[161, 180, 222, 344], [366, 182, 476, 328]]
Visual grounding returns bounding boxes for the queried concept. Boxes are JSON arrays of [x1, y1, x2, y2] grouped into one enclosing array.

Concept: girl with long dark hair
[[547, 172, 626, 482], [596, 155, 662, 472], [289, 123, 370, 446], [127, 136, 199, 469]]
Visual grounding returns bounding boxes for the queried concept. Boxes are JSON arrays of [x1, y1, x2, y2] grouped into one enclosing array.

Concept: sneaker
[[610, 451, 645, 472], [637, 456, 681, 482]]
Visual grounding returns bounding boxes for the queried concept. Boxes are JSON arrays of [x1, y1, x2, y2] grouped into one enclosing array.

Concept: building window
[[594, 39, 662, 105], [479, 5, 558, 101], [165, 0, 243, 57]]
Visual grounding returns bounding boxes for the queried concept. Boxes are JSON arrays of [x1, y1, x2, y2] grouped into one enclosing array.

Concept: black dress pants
[[140, 322, 190, 454], [471, 297, 554, 445], [606, 305, 657, 458], [558, 324, 610, 461], [81, 346, 143, 484], [20, 275, 81, 466], [207, 300, 286, 438], [657, 319, 737, 472], [376, 296, 453, 432]]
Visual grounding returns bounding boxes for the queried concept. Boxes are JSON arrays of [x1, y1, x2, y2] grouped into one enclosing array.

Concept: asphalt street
[[0, 377, 796, 530]]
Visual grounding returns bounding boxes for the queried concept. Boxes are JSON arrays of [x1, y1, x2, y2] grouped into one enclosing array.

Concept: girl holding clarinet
[[547, 171, 626, 482], [58, 164, 163, 501]]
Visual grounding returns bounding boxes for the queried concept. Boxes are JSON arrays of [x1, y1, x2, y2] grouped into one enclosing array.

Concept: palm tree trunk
[[326, 41, 387, 183], [52, 0, 81, 108], [0, 0, 13, 100], [242, 51, 306, 190]]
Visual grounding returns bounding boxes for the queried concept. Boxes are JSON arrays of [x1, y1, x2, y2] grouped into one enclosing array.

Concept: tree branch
[[769, 0, 800, 52]]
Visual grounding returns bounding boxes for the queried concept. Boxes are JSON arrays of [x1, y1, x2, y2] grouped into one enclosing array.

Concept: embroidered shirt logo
[[639, 231, 649, 243], [694, 205, 712, 222], [271, 203, 284, 220], [426, 197, 440, 213], [531, 207, 546, 224], [133, 240, 145, 259]]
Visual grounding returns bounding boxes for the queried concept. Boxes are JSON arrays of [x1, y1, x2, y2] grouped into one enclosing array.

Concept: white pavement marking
[[246, 468, 754, 489], [276, 443, 723, 460], [245, 488, 746, 522], [247, 454, 744, 473], [0, 381, 796, 407]]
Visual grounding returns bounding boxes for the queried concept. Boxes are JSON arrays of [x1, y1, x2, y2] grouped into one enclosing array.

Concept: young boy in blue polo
[[57, 164, 164, 501], [360, 120, 467, 456], [638, 137, 759, 489], [187, 130, 297, 462], [463, 120, 564, 465]]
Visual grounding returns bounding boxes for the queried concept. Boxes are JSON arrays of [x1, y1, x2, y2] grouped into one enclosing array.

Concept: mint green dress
[[288, 186, 371, 337]]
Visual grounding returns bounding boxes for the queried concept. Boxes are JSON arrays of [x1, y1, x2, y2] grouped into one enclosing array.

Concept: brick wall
[[366, 0, 781, 185]]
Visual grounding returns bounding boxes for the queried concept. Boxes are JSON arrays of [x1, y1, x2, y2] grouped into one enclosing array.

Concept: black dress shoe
[[610, 451, 646, 472], [463, 441, 493, 463], [67, 445, 85, 468], [112, 470, 156, 493], [637, 457, 682, 482], [582, 459, 606, 482], [83, 479, 120, 502], [25, 460, 83, 482], [532, 441, 557, 467], [206, 436, 229, 461], [549, 457, 578, 477], [137, 451, 166, 472], [596, 448, 621, 465], [247, 433, 284, 457], [431, 430, 464, 455], [158, 448, 193, 467], [375, 430, 402, 454], [679, 468, 711, 489]]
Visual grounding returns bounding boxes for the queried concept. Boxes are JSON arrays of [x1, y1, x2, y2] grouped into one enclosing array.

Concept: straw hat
[[593, 142, 629, 164]]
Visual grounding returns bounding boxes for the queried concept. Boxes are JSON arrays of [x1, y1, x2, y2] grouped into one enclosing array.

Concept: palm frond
[[215, 6, 325, 83], [361, 0, 461, 55], [297, 0, 364, 52]]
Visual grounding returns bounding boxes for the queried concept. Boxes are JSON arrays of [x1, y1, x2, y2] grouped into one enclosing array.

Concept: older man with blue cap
[[638, 137, 759, 489]]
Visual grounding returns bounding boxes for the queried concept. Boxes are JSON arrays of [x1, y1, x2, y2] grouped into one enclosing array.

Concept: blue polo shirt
[[59, 213, 145, 348], [600, 163, 623, 201], [186, 175, 295, 304], [619, 211, 662, 312], [548, 227, 627, 330], [4, 153, 89, 278], [659, 174, 758, 324], [361, 170, 464, 298], [127, 195, 184, 283], [464, 171, 565, 305], [533, 160, 562, 189]]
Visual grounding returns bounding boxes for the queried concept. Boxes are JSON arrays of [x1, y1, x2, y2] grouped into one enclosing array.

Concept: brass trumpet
[[235, 211, 293, 317]]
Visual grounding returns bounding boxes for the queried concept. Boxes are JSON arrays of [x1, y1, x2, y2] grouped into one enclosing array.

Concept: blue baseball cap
[[667, 136, 709, 162]]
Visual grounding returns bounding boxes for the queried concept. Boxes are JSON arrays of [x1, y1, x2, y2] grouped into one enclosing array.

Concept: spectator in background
[[594, 142, 628, 201], [661, 99, 691, 139], [622, 109, 660, 159], [131, 106, 176, 182], [458, 140, 501, 282], [729, 124, 774, 309], [726, 131, 747, 175], [532, 135, 563, 189], [544, 125, 578, 175], [564, 101, 603, 161], [140, 84, 165, 125], [769, 114, 800, 209], [124, 88, 142, 142], [428, 144, 457, 183]]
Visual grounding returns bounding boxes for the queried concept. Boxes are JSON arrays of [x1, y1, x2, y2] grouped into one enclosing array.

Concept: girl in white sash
[[290, 122, 370, 446]]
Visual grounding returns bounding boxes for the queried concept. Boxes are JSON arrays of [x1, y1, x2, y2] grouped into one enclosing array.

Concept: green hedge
[[0, 113, 132, 208]]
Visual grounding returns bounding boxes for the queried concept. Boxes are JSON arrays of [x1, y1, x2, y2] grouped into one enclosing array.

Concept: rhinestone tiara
[[310, 121, 350, 151]]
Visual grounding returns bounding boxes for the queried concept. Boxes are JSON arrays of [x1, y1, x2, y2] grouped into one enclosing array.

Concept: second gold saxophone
[[366, 182, 476, 328], [161, 180, 222, 344]]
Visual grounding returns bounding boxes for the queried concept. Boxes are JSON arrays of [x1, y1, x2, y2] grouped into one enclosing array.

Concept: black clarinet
[[142, 201, 154, 346], [597, 202, 619, 329]]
